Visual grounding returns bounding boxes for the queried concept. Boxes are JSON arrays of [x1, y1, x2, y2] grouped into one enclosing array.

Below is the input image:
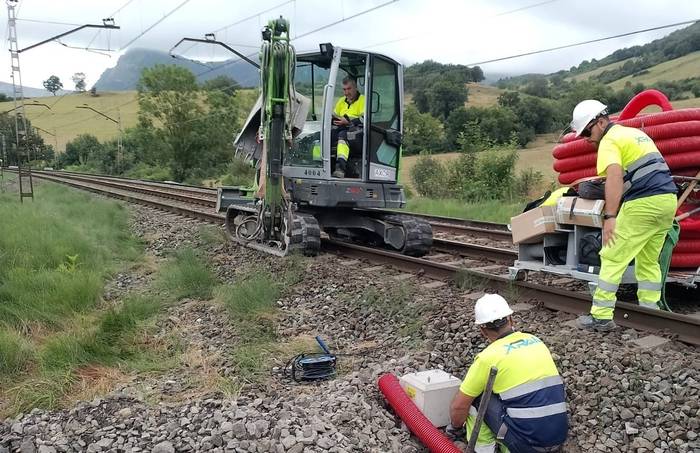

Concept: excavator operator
[[331, 76, 365, 178]]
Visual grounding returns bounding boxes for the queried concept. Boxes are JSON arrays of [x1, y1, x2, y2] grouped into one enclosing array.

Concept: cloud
[[1, 0, 697, 89]]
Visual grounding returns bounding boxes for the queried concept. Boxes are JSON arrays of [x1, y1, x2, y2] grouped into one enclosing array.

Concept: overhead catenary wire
[[464, 18, 700, 66], [120, 0, 193, 51], [16, 18, 83, 27], [211, 0, 295, 34], [193, 0, 402, 79], [364, 0, 561, 49]]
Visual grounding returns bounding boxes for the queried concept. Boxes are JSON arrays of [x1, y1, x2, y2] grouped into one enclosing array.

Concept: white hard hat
[[571, 99, 608, 137], [474, 294, 514, 325]]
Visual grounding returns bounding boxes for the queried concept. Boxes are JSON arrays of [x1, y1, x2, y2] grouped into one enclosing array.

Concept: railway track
[[34, 170, 513, 240], [16, 169, 700, 346]]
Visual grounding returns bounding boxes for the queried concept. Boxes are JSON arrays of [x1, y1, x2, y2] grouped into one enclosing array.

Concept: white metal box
[[399, 369, 462, 427]]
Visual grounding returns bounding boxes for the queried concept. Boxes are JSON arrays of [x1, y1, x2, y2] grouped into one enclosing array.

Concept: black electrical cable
[[284, 353, 337, 382]]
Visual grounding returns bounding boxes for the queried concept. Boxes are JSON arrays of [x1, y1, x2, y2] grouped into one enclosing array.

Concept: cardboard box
[[510, 206, 557, 244], [555, 197, 605, 228], [399, 370, 462, 427]]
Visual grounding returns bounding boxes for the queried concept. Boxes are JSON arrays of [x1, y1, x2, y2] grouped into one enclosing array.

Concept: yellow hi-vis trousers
[[337, 140, 350, 161], [465, 407, 509, 453], [591, 193, 676, 320]]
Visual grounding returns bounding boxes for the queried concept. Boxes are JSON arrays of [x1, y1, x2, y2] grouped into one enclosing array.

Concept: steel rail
[[432, 238, 517, 262], [25, 171, 700, 346], [322, 240, 700, 346], [33, 171, 513, 238]]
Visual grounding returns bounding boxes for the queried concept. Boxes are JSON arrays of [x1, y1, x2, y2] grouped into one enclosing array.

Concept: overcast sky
[[1, 0, 699, 90]]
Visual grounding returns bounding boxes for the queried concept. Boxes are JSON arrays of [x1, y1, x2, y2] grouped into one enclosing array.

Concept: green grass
[[215, 257, 306, 381], [198, 225, 227, 247], [217, 273, 280, 318], [0, 329, 34, 375], [0, 180, 166, 414], [405, 197, 522, 223], [38, 295, 162, 372], [609, 51, 700, 90], [158, 248, 218, 300], [0, 185, 140, 329]]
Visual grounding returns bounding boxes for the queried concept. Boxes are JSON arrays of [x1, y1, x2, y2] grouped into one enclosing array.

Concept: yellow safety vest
[[460, 331, 560, 397], [334, 94, 365, 119], [597, 124, 676, 201]]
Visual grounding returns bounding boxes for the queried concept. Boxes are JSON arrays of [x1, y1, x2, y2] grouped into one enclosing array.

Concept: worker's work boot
[[575, 314, 616, 332], [333, 158, 347, 178]]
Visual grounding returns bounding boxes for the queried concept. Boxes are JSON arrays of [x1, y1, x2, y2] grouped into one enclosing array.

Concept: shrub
[[410, 154, 447, 198], [403, 105, 445, 155], [220, 156, 255, 186]]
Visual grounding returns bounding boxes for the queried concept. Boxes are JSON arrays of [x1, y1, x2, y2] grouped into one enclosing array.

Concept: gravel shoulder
[[1, 201, 699, 453]]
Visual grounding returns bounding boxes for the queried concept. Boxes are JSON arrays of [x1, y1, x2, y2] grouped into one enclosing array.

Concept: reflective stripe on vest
[[499, 375, 564, 401], [622, 152, 670, 193], [506, 402, 568, 419]]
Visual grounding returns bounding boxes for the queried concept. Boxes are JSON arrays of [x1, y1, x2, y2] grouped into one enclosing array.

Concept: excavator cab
[[218, 35, 432, 257], [287, 45, 403, 187]]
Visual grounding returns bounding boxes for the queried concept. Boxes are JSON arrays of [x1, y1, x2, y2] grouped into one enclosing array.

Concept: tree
[[138, 65, 205, 181], [201, 75, 240, 97], [0, 113, 48, 165], [403, 105, 445, 154], [428, 80, 468, 120], [59, 134, 102, 167], [137, 64, 243, 182], [413, 89, 430, 113], [522, 78, 551, 98], [72, 72, 86, 92], [468, 66, 485, 83], [42, 75, 63, 95]]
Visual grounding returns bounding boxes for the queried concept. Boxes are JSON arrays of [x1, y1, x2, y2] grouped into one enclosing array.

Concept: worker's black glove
[[445, 423, 466, 441]]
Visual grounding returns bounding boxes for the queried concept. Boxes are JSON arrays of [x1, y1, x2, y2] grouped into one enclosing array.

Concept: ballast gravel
[[2, 201, 699, 452]]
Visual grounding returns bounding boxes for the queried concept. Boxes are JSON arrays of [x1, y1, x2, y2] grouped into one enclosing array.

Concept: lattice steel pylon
[[7, 0, 33, 202]]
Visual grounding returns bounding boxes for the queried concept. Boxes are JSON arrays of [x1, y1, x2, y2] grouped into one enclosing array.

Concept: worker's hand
[[333, 117, 350, 126], [445, 423, 466, 441], [602, 217, 617, 247]]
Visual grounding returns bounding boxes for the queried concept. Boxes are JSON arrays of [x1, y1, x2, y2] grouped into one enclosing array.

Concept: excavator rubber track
[[380, 214, 433, 257], [286, 212, 321, 256]]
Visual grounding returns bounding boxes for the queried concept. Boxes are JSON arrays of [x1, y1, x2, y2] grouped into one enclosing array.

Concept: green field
[[567, 58, 633, 82], [0, 91, 139, 153], [0, 89, 258, 153], [609, 51, 700, 90]]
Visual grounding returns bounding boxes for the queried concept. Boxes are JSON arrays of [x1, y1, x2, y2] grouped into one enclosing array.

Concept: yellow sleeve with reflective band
[[459, 353, 488, 397], [597, 135, 622, 177]]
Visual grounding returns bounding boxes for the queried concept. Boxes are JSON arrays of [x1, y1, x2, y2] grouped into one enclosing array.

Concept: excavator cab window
[[331, 51, 368, 179], [367, 55, 401, 182], [285, 59, 330, 169]]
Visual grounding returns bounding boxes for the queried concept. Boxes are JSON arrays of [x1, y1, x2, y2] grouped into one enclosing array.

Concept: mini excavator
[[216, 17, 433, 257]]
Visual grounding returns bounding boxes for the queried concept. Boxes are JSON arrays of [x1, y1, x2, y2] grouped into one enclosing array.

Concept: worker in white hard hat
[[570, 100, 677, 331], [448, 294, 568, 453]]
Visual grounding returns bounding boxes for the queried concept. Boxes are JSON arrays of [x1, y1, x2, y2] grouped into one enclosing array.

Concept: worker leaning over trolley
[[570, 100, 677, 332], [448, 294, 568, 453]]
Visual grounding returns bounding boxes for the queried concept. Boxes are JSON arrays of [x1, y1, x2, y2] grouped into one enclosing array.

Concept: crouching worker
[[448, 294, 569, 453]]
